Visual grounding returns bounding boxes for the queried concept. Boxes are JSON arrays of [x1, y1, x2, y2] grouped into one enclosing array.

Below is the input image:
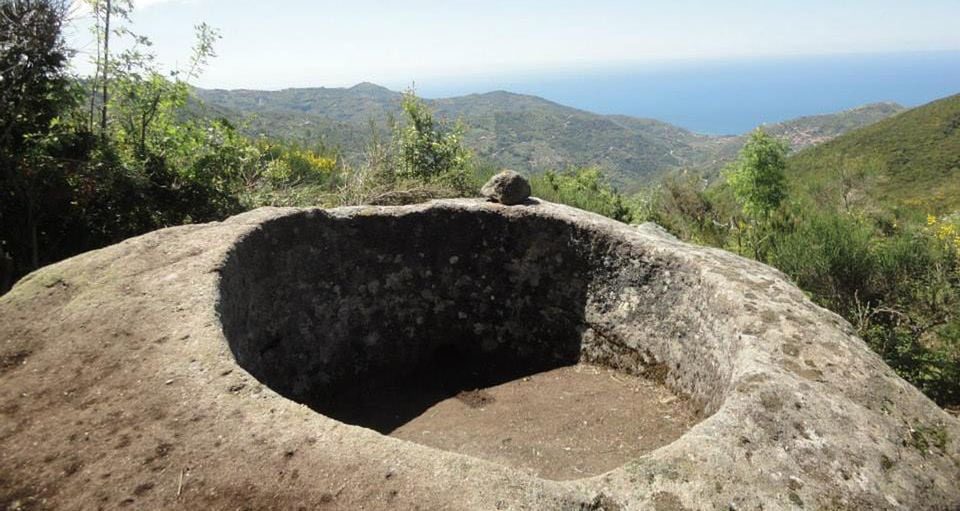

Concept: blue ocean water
[[410, 51, 960, 135]]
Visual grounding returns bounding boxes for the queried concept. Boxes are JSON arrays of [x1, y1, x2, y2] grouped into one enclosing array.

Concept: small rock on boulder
[[480, 170, 531, 205]]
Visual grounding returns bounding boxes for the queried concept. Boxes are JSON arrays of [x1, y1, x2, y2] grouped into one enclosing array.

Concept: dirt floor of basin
[[377, 364, 700, 480]]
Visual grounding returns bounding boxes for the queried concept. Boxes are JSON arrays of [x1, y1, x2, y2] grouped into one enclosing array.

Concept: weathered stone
[[0, 199, 957, 510], [480, 169, 531, 205]]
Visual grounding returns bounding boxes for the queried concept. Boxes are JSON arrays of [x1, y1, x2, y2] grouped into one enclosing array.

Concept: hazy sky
[[66, 0, 960, 90]]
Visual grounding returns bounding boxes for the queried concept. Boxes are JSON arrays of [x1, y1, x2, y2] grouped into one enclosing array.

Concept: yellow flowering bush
[[264, 148, 338, 185], [927, 215, 960, 261]]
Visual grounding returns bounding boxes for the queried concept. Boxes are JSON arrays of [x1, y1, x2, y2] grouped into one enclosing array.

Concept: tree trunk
[[140, 114, 147, 156], [26, 191, 38, 269], [88, 2, 101, 132], [100, 0, 111, 140]]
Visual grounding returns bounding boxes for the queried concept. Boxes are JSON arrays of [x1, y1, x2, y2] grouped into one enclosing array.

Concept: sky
[[65, 0, 960, 91]]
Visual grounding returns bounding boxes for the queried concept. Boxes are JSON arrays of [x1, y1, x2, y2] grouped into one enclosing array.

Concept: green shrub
[[393, 91, 471, 191], [769, 209, 877, 309], [529, 167, 634, 222], [639, 173, 734, 246]]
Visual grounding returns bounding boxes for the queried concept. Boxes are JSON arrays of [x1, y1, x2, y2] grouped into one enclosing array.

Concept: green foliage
[[392, 92, 471, 190], [243, 92, 484, 209], [725, 129, 788, 219], [639, 173, 731, 245], [768, 210, 877, 307], [0, 0, 78, 286], [0, 0, 251, 292], [530, 168, 634, 223]]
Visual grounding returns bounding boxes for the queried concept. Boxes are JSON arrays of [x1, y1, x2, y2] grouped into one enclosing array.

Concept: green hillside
[[789, 94, 960, 213], [193, 83, 398, 153], [195, 84, 903, 190], [197, 82, 402, 124], [196, 85, 698, 189], [430, 91, 699, 188]]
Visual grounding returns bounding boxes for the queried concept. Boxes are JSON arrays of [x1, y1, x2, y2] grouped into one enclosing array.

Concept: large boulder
[[0, 199, 958, 510]]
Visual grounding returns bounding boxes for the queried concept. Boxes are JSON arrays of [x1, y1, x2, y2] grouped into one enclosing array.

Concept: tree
[[0, 0, 73, 148], [0, 0, 76, 279], [82, 0, 133, 137], [105, 21, 219, 159], [393, 91, 470, 185], [100, 0, 110, 138], [0, 0, 235, 294], [724, 128, 789, 258], [725, 128, 788, 220]]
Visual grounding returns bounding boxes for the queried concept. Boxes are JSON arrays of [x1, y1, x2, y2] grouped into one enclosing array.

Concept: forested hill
[[195, 83, 903, 190], [788, 93, 960, 213]]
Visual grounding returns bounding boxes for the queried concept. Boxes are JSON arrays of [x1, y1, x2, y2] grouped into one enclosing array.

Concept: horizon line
[[80, 48, 960, 94]]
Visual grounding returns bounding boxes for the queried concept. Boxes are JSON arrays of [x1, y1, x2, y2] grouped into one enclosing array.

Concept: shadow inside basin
[[218, 208, 596, 432]]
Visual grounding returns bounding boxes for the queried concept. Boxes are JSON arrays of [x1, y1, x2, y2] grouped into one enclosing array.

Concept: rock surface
[[0, 199, 958, 510], [480, 169, 531, 205]]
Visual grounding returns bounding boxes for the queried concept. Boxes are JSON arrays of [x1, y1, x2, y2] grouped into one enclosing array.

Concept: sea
[[408, 51, 960, 135]]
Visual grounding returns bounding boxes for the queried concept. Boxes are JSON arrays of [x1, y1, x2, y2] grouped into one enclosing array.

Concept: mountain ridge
[[194, 83, 906, 189]]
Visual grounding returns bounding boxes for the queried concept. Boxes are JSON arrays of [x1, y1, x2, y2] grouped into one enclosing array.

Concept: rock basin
[[1, 199, 958, 510]]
